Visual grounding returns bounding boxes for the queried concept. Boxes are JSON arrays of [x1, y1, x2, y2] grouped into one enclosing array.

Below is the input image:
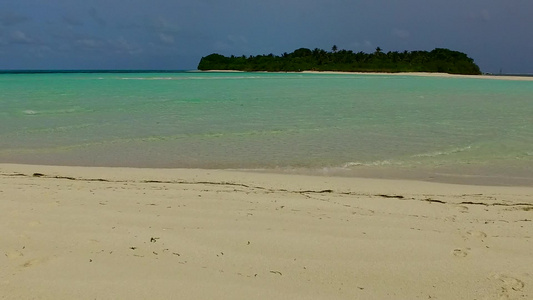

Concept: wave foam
[[342, 160, 397, 168], [412, 146, 472, 158], [119, 76, 265, 81], [120, 77, 174, 80], [22, 108, 81, 116]]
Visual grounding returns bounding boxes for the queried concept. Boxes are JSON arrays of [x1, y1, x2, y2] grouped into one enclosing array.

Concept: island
[[198, 47, 481, 75]]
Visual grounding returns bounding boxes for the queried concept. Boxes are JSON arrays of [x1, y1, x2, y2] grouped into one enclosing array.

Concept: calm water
[[1, 72, 532, 185]]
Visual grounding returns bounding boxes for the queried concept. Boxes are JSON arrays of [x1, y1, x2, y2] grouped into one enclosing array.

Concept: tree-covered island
[[198, 47, 481, 75]]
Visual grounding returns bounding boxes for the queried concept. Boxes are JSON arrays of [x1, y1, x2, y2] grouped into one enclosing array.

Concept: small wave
[[22, 108, 82, 116], [120, 77, 175, 80], [412, 146, 472, 158], [342, 160, 397, 168], [118, 76, 268, 81], [181, 76, 263, 80]]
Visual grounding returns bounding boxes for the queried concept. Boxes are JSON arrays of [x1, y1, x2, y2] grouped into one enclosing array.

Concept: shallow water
[[1, 72, 532, 185]]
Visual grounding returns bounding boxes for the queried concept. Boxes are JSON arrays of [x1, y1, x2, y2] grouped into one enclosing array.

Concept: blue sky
[[1, 0, 532, 73]]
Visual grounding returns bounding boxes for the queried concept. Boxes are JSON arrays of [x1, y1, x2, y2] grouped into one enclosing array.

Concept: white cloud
[[349, 40, 374, 52], [213, 34, 248, 52], [214, 34, 248, 51], [111, 37, 143, 55], [71, 36, 143, 55], [10, 30, 34, 44], [75, 38, 104, 49], [468, 9, 492, 22], [158, 33, 175, 44], [151, 17, 181, 34], [392, 28, 410, 39], [227, 34, 247, 45]]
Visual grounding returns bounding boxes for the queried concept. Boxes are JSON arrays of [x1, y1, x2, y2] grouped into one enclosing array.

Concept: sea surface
[[1, 71, 532, 185]]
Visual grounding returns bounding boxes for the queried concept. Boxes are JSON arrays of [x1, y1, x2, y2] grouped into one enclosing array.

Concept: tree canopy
[[197, 47, 481, 75]]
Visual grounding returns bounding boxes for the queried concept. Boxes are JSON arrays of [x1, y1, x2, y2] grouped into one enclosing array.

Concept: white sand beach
[[201, 69, 533, 81], [1, 163, 532, 299], [302, 71, 533, 81]]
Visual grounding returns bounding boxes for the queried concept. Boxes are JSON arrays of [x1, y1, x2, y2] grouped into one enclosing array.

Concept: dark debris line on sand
[[2, 171, 532, 209]]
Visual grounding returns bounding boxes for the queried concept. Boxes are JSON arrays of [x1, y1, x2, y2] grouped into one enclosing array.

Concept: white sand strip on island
[[1, 164, 532, 299], [303, 71, 533, 81], [200, 69, 533, 81]]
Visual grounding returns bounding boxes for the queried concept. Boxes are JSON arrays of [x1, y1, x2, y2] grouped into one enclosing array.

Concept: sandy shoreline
[[201, 69, 533, 81], [1, 163, 532, 299], [302, 71, 533, 81]]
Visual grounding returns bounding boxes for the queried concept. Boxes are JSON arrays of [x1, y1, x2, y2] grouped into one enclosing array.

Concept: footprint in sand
[[455, 205, 469, 213], [21, 258, 47, 268], [5, 250, 24, 259], [22, 259, 38, 268], [494, 274, 525, 291], [491, 273, 526, 299], [28, 221, 42, 227], [466, 230, 488, 239], [452, 248, 469, 257], [351, 208, 375, 216]]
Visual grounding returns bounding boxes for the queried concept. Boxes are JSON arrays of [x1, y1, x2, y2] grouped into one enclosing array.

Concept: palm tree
[[332, 45, 338, 53]]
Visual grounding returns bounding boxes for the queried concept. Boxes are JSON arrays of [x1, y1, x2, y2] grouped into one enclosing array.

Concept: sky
[[0, 0, 532, 73]]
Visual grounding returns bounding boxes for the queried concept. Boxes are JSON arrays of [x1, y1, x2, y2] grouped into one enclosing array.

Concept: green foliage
[[197, 47, 481, 75]]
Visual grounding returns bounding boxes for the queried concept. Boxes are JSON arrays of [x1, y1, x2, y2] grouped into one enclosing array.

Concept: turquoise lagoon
[[1, 72, 532, 185]]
